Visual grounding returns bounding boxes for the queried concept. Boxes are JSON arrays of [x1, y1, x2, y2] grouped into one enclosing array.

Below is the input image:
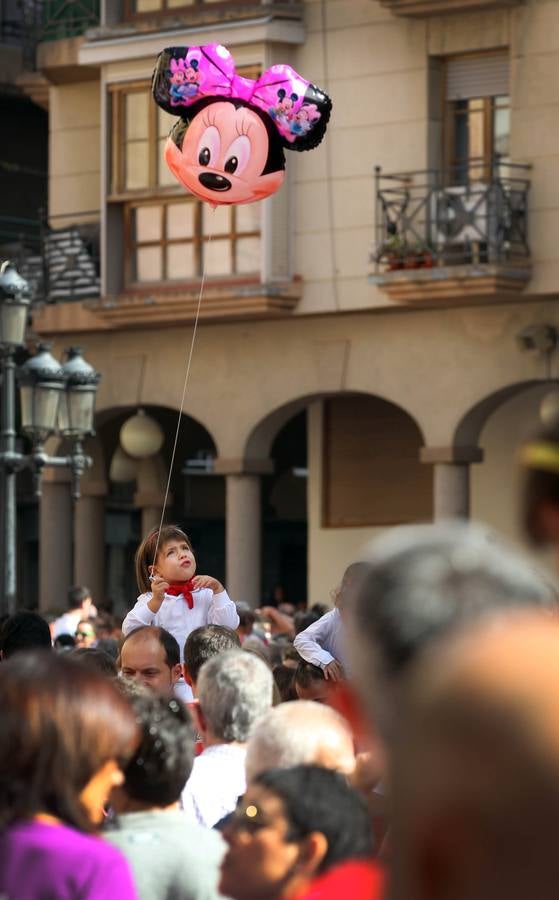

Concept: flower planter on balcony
[[370, 262, 531, 306], [372, 161, 531, 307], [380, 0, 521, 16]]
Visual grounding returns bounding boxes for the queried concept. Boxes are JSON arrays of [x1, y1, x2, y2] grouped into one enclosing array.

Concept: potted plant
[[381, 233, 406, 270], [418, 242, 435, 268]]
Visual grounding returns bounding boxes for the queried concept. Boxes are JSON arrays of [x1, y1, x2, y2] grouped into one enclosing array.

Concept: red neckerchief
[[166, 580, 196, 609]]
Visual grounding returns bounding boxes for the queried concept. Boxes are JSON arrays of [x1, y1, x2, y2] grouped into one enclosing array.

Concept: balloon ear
[[152, 46, 192, 115], [284, 84, 332, 153]]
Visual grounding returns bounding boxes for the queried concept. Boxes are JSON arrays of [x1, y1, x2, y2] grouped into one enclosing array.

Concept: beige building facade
[[22, 0, 559, 611]]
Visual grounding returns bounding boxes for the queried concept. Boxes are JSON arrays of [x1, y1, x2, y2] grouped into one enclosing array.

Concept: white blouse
[[122, 588, 239, 662]]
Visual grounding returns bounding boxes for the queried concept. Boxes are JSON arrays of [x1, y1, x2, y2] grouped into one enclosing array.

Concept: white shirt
[[52, 610, 82, 638], [122, 588, 239, 663], [293, 607, 348, 671], [181, 743, 246, 829]]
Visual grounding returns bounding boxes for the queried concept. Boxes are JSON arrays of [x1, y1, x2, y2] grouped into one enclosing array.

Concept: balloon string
[[151, 225, 213, 571]]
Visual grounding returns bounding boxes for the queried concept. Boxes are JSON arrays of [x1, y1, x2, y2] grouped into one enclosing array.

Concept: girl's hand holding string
[[147, 574, 170, 612]]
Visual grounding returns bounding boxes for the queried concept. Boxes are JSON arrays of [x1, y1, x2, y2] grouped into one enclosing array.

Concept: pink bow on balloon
[[160, 43, 324, 145]]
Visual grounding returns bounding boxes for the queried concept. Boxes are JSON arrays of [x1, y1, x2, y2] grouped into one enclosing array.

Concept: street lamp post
[[0, 261, 101, 615]]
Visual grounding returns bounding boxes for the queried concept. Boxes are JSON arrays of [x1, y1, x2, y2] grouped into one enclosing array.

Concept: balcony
[[91, 0, 302, 36], [80, 0, 304, 67], [0, 212, 100, 306], [370, 161, 531, 306], [379, 0, 522, 16], [40, 0, 100, 42]]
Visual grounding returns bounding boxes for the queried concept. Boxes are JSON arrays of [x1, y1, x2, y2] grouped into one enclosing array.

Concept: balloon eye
[[222, 135, 251, 176], [199, 147, 211, 166]]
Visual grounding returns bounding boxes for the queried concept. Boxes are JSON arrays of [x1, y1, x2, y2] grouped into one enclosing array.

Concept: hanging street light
[[0, 261, 101, 616], [120, 408, 164, 459]]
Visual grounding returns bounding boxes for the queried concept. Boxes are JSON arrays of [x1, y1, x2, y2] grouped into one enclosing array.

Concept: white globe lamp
[[120, 409, 164, 459]]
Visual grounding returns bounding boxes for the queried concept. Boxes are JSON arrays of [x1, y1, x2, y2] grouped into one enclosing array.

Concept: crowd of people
[[2, 421, 559, 898]]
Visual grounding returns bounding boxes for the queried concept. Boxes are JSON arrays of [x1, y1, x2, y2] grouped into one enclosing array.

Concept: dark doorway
[[262, 410, 307, 607]]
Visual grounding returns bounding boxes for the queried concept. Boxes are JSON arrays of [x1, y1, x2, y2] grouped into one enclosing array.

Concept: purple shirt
[[0, 820, 137, 899]]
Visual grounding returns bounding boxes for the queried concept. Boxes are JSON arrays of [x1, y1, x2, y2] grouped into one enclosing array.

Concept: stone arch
[[240, 390, 432, 608], [243, 390, 429, 462], [95, 403, 220, 462], [453, 380, 543, 448]]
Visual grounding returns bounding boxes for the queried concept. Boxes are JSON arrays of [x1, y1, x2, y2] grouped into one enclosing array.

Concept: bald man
[[245, 700, 355, 782], [391, 612, 559, 900], [119, 626, 182, 697]]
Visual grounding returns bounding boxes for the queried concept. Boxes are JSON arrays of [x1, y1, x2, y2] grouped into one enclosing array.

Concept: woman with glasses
[[0, 651, 139, 899], [75, 619, 97, 648], [219, 765, 381, 900]]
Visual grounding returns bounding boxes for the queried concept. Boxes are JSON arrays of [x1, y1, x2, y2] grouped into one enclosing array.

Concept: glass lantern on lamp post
[[0, 261, 101, 615], [58, 347, 100, 440], [0, 260, 31, 347], [18, 345, 66, 445]]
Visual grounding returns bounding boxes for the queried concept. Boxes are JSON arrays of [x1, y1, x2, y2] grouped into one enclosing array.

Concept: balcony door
[[444, 53, 510, 184]]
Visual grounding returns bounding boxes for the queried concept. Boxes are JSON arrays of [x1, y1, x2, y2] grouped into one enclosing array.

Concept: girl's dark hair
[[272, 664, 297, 702], [168, 97, 286, 176], [294, 659, 325, 689], [0, 651, 138, 832], [255, 765, 373, 872], [521, 423, 559, 543], [135, 525, 193, 593]]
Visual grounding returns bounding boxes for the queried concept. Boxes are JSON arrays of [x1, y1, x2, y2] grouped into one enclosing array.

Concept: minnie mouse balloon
[[152, 44, 332, 207]]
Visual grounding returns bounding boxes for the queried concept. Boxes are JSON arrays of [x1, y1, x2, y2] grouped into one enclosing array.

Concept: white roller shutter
[[446, 54, 509, 101]]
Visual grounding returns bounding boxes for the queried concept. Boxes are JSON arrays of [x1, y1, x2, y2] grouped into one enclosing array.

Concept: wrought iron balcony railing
[[0, 0, 100, 68], [372, 160, 531, 275], [0, 211, 100, 304], [122, 0, 300, 16], [40, 0, 100, 42], [379, 0, 522, 17]]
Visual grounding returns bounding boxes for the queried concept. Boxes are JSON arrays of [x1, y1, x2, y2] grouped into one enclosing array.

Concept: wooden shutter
[[323, 396, 433, 527], [446, 54, 509, 101]]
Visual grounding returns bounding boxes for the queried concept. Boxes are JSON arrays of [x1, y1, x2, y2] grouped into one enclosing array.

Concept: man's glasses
[[76, 630, 94, 639], [227, 804, 273, 834]]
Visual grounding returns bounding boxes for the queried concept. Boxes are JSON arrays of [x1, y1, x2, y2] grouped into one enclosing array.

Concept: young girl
[[294, 563, 369, 682], [122, 525, 239, 701]]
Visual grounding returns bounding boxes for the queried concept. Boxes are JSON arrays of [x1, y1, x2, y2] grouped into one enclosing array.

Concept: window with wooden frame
[[124, 0, 261, 17], [444, 53, 510, 184], [111, 85, 184, 195], [110, 70, 262, 286], [126, 198, 261, 283]]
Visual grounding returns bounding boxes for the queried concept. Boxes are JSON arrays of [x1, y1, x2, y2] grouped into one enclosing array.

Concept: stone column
[[215, 458, 274, 609], [74, 485, 106, 605], [39, 470, 73, 611], [420, 446, 484, 521]]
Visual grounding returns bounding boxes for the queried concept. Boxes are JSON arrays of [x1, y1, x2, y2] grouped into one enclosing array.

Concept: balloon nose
[[198, 172, 232, 192]]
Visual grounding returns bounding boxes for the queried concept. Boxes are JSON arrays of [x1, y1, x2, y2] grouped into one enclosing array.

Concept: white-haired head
[[349, 520, 558, 739], [197, 649, 273, 744], [245, 700, 355, 782]]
